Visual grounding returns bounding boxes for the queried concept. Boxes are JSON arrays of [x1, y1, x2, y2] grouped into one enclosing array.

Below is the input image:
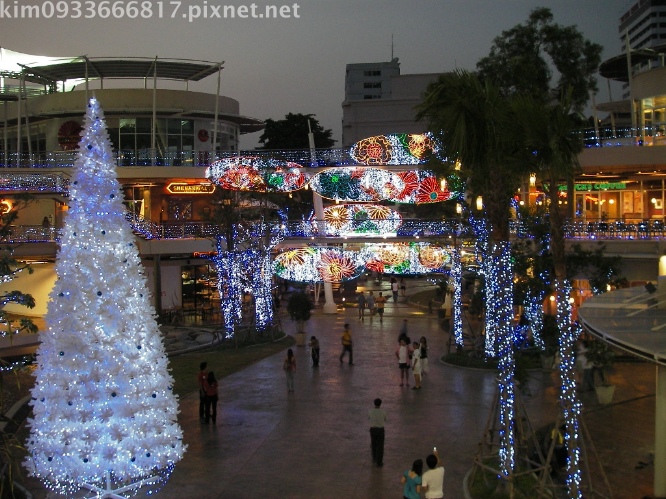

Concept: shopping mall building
[[1, 24, 666, 320]]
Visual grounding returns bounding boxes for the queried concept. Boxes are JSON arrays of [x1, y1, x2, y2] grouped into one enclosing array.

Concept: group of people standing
[[396, 320, 429, 389], [198, 361, 219, 424], [401, 451, 445, 499], [357, 290, 387, 321]]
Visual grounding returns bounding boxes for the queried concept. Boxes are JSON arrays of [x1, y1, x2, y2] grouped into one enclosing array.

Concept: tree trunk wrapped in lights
[[24, 98, 184, 498]]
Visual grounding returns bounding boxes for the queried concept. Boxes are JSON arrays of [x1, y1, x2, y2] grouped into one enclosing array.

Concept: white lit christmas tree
[[24, 97, 185, 497]]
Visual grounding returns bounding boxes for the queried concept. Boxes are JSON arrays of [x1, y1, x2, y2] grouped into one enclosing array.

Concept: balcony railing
[[7, 217, 666, 245], [1, 124, 665, 169]]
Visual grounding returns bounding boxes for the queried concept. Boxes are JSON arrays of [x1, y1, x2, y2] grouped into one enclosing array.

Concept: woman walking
[[283, 348, 296, 392]]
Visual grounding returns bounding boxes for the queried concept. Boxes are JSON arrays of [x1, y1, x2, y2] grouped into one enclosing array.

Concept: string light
[[556, 280, 583, 498], [205, 156, 307, 193], [24, 97, 185, 497], [349, 132, 440, 165]]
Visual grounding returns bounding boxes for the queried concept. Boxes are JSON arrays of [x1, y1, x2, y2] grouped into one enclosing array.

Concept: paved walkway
[[27, 282, 658, 498]]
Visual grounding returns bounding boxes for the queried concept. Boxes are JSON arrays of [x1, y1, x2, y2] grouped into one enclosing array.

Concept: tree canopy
[[476, 7, 602, 111], [258, 113, 335, 150]]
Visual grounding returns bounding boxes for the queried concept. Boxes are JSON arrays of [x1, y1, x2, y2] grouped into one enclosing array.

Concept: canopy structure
[[599, 43, 666, 82], [578, 283, 666, 498], [578, 285, 666, 365]]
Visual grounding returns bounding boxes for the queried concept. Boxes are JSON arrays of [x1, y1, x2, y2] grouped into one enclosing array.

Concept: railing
[[581, 123, 666, 148], [1, 125, 664, 169], [8, 218, 666, 245]]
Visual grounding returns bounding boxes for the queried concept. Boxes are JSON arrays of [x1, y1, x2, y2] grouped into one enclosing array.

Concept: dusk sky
[[2, 0, 635, 148]]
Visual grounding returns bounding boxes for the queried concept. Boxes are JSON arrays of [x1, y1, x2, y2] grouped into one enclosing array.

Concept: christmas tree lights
[[451, 244, 464, 347], [24, 98, 184, 497]]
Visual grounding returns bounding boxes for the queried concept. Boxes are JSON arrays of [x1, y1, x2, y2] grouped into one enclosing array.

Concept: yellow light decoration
[[418, 245, 447, 269], [317, 250, 359, 282], [377, 244, 409, 266], [324, 206, 350, 230], [407, 133, 435, 158], [275, 248, 313, 267]]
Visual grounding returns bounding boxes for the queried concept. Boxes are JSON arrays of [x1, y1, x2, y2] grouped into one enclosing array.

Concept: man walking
[[368, 398, 387, 467], [375, 292, 387, 322], [339, 323, 353, 365], [357, 291, 367, 319], [391, 277, 399, 303]]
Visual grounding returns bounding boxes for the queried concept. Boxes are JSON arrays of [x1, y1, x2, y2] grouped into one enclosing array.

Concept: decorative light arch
[[313, 204, 402, 236], [273, 242, 460, 283], [205, 156, 308, 192], [350, 132, 440, 165]]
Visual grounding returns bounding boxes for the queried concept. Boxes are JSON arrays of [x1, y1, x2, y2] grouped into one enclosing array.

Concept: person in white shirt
[[421, 449, 444, 498]]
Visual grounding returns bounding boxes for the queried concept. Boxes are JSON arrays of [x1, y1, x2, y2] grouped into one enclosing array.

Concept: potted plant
[[287, 291, 314, 346], [584, 338, 616, 404]]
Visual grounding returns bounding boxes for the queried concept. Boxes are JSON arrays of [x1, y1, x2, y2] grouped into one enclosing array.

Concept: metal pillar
[[656, 364, 666, 498]]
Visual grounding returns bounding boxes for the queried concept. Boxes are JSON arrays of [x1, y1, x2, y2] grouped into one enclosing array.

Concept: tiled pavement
[[28, 281, 659, 498]]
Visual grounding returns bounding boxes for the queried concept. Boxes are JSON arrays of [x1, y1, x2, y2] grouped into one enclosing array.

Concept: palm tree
[[511, 92, 586, 497], [417, 69, 531, 484]]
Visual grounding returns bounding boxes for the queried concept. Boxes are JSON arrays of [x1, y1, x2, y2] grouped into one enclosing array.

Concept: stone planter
[[595, 384, 616, 405], [295, 331, 306, 346]]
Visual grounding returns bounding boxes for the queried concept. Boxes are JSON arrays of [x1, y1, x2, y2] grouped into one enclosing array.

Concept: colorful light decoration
[[308, 167, 404, 203], [273, 246, 365, 283], [350, 132, 440, 165], [308, 167, 452, 204], [315, 204, 402, 236], [273, 243, 456, 282], [205, 156, 308, 193]]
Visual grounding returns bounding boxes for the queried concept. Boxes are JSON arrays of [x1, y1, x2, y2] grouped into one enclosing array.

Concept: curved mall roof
[[577, 285, 666, 365]]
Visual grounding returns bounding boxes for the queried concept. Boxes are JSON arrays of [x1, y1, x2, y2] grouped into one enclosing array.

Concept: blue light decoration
[[212, 222, 283, 337], [493, 241, 517, 481], [205, 156, 308, 192], [524, 283, 546, 350], [556, 280, 583, 498], [214, 246, 243, 339], [24, 98, 184, 497], [468, 214, 498, 357], [451, 244, 464, 347], [350, 132, 440, 165], [314, 204, 403, 236]]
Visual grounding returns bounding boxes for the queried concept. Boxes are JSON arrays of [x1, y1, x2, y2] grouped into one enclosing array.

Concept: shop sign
[[544, 182, 627, 192], [166, 182, 216, 194]]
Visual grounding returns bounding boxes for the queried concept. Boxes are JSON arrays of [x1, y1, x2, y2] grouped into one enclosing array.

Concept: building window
[[363, 70, 381, 76], [363, 82, 382, 89], [168, 200, 192, 220]]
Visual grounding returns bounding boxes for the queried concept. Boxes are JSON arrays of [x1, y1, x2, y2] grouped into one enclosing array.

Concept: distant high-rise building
[[619, 0, 666, 96], [344, 59, 401, 102], [620, 0, 666, 52], [341, 59, 438, 146]]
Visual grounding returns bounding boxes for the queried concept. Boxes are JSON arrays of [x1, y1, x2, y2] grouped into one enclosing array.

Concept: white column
[[309, 122, 336, 314], [656, 364, 666, 498]]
